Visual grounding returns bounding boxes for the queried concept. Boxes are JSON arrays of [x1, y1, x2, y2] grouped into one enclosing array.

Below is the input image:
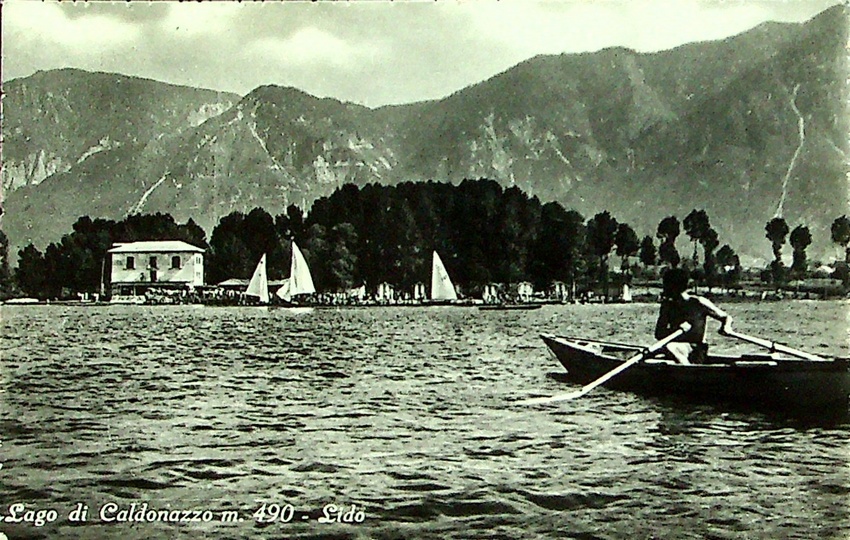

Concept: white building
[[108, 241, 204, 298], [375, 282, 396, 303], [412, 282, 427, 301]]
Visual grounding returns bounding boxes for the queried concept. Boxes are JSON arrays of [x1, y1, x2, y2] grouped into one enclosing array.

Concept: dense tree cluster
[[681, 209, 722, 290], [789, 225, 812, 278], [301, 180, 587, 294], [206, 206, 303, 285], [6, 179, 849, 300], [765, 217, 791, 286], [0, 231, 12, 299], [760, 216, 832, 288], [656, 216, 681, 269], [831, 216, 850, 263]]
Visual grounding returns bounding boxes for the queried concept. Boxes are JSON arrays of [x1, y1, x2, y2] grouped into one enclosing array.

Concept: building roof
[[217, 278, 249, 288], [108, 241, 205, 254]]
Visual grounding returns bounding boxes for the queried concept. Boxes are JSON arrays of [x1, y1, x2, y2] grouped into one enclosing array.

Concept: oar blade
[[518, 390, 586, 406]]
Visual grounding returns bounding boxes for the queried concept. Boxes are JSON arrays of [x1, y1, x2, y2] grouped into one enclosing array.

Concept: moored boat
[[540, 334, 850, 409], [275, 241, 316, 304], [479, 304, 542, 311], [245, 254, 270, 304], [426, 251, 459, 305], [3, 297, 40, 305]]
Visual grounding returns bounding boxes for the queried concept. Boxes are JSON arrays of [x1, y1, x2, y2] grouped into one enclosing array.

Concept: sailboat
[[275, 242, 316, 303], [245, 254, 270, 304], [429, 251, 458, 303]]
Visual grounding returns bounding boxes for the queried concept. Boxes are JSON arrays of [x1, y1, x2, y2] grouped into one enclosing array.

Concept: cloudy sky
[[2, 0, 842, 107]]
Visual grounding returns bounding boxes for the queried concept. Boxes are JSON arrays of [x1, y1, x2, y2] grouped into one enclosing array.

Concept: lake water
[[0, 301, 848, 539]]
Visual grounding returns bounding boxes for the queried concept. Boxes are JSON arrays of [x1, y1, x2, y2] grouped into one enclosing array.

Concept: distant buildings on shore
[[8, 237, 843, 305], [108, 241, 204, 301]]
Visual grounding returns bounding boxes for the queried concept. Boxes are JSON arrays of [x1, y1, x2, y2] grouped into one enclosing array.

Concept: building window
[[126, 256, 135, 270], [150, 256, 158, 269], [171, 256, 181, 269]]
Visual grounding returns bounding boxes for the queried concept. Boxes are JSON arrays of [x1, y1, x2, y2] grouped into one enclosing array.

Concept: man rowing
[[655, 268, 733, 364]]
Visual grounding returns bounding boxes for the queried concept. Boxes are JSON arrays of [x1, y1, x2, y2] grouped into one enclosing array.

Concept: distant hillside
[[2, 5, 847, 265], [1, 69, 238, 191], [387, 5, 848, 262]]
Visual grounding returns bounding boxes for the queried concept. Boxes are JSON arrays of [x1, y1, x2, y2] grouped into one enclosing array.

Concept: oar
[[724, 329, 829, 362], [520, 323, 691, 405]]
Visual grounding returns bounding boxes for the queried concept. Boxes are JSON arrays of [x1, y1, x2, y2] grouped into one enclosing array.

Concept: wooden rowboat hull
[[541, 334, 850, 410]]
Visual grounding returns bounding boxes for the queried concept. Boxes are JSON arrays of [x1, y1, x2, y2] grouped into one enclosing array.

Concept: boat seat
[[644, 359, 678, 365], [734, 360, 779, 367]]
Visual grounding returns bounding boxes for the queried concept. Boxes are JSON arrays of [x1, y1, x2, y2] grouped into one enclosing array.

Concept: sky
[[1, 0, 843, 107]]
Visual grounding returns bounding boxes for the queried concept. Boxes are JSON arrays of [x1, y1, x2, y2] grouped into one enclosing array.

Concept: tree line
[[762, 214, 850, 287], [3, 179, 848, 300]]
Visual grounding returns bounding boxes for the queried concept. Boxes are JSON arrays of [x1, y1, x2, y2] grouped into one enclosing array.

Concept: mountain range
[[2, 5, 848, 266]]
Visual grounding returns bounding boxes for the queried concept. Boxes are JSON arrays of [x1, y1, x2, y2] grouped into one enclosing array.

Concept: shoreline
[[3, 294, 848, 308]]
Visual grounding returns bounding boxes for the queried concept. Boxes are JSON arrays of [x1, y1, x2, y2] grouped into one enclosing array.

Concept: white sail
[[275, 278, 291, 301], [246, 254, 270, 304], [430, 251, 458, 301], [276, 242, 316, 301]]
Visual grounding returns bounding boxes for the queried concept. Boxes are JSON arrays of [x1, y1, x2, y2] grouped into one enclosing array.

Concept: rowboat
[[540, 334, 850, 409]]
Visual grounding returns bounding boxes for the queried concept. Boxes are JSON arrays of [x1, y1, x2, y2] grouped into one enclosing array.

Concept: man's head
[[662, 268, 689, 298]]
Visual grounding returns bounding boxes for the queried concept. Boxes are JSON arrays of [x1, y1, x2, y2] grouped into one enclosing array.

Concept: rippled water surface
[[1, 302, 848, 539]]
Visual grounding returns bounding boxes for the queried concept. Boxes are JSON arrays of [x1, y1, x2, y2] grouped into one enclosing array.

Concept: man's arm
[[696, 296, 733, 335]]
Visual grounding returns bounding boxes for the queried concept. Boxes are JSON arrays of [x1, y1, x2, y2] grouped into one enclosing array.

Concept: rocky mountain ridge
[[2, 5, 847, 265]]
